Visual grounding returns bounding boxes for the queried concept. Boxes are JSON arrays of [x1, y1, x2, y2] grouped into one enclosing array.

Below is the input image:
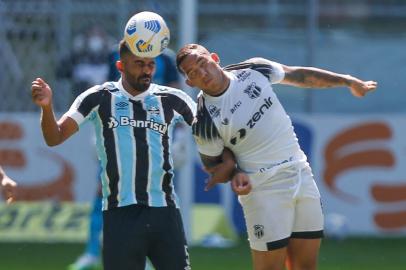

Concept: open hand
[[349, 78, 377, 97]]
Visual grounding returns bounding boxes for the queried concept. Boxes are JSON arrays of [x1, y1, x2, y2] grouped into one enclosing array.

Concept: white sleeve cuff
[[63, 110, 85, 126]]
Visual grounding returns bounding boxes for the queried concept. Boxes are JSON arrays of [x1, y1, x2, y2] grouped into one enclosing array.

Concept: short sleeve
[[63, 85, 102, 126], [192, 95, 224, 157], [194, 135, 224, 157], [159, 87, 197, 126], [244, 57, 285, 84]]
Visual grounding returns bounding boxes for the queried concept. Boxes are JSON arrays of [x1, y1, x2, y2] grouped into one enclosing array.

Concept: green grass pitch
[[0, 237, 405, 270]]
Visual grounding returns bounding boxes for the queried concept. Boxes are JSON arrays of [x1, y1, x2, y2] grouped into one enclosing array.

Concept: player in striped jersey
[[31, 40, 196, 270], [176, 44, 376, 270]]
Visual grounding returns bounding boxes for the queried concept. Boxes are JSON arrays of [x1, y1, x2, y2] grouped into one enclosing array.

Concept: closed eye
[[187, 57, 208, 79]]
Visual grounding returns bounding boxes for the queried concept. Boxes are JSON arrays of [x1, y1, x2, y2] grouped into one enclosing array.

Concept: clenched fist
[[31, 78, 53, 107]]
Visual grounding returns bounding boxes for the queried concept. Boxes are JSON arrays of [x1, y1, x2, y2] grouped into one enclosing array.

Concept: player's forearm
[[201, 149, 237, 190], [40, 105, 63, 146], [200, 153, 222, 169], [283, 66, 353, 89], [200, 149, 235, 169]]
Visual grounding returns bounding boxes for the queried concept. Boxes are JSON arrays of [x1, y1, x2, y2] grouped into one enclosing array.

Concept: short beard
[[128, 77, 151, 92]]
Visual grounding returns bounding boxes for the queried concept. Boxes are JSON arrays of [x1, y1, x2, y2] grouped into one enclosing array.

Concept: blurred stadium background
[[1, 0, 406, 269]]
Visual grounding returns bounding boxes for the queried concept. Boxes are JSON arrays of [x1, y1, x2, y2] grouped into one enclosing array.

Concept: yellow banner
[[0, 202, 90, 242]]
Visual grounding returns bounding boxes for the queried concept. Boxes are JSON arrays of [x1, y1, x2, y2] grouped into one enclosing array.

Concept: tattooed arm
[[281, 65, 377, 97]]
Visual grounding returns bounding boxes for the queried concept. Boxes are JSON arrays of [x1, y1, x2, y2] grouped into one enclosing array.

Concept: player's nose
[[143, 66, 153, 74]]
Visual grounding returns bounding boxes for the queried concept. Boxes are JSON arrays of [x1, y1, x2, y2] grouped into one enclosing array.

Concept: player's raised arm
[[280, 65, 377, 97], [31, 77, 78, 146]]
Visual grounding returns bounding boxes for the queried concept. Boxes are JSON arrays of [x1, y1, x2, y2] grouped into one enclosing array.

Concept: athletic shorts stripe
[[266, 237, 290, 251], [265, 230, 323, 251], [291, 230, 324, 239]]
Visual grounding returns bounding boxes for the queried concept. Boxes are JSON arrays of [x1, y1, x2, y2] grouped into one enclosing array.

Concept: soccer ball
[[124, 11, 170, 58]]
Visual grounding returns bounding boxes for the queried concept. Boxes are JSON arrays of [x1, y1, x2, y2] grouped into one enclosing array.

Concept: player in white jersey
[[176, 44, 377, 270]]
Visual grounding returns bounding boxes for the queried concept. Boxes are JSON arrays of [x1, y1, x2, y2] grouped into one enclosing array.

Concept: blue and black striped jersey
[[65, 80, 196, 210]]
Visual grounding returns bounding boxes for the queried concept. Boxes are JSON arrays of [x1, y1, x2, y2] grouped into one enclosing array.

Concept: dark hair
[[119, 39, 132, 59], [176, 44, 211, 74]]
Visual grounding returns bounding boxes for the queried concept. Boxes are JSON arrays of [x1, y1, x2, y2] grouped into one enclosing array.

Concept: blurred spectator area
[[0, 0, 405, 112]]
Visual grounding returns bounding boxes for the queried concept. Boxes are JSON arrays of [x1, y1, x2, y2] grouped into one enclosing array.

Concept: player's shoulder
[[244, 57, 277, 67], [153, 84, 191, 100], [78, 82, 118, 101], [101, 81, 120, 92], [225, 58, 283, 82], [83, 81, 118, 93], [225, 57, 276, 70]]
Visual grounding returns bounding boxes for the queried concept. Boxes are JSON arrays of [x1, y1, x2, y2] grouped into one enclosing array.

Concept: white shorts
[[239, 164, 324, 251]]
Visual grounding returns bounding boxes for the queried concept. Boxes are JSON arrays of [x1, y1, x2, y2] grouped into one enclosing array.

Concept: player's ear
[[116, 60, 123, 73], [211, 53, 220, 64]]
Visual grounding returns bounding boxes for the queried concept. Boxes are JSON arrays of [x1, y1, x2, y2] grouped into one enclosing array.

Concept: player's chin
[[134, 81, 151, 92], [141, 82, 151, 90]]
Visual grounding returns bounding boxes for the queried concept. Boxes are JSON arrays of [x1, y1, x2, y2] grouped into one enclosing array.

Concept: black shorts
[[103, 204, 191, 270]]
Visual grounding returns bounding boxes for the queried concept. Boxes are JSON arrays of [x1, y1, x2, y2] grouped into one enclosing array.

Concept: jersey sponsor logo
[[236, 70, 251, 82], [115, 101, 129, 110], [107, 116, 168, 134], [230, 128, 246, 145], [229, 97, 273, 145], [254, 224, 264, 239], [259, 156, 293, 172], [247, 97, 273, 128], [208, 105, 221, 118], [147, 106, 160, 115], [230, 101, 242, 114], [244, 82, 261, 99]]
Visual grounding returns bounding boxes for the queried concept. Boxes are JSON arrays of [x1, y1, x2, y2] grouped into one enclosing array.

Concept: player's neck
[[205, 72, 230, 97], [122, 79, 146, 96], [216, 72, 231, 96]]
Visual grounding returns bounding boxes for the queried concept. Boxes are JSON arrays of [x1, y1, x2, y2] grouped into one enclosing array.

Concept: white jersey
[[193, 58, 307, 186]]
